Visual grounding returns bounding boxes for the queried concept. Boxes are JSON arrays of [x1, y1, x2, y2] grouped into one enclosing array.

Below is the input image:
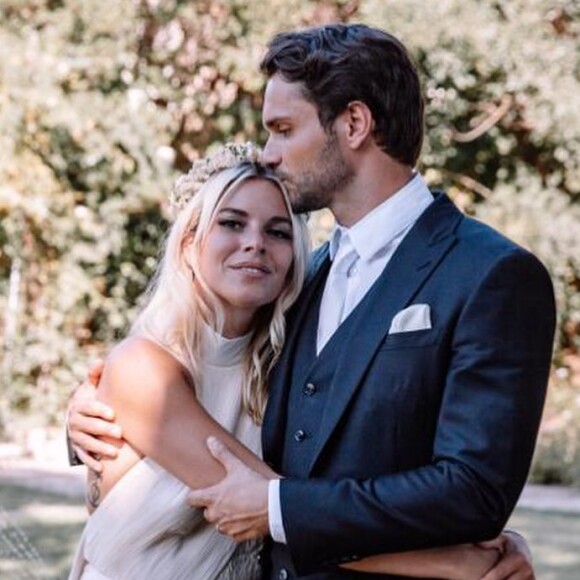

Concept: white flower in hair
[[169, 142, 262, 212]]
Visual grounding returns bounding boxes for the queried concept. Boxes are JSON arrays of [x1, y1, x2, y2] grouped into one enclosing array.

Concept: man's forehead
[[265, 74, 303, 95], [262, 76, 313, 123]]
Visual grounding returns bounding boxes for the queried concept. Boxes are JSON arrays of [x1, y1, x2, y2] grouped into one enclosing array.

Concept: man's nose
[[261, 137, 281, 168]]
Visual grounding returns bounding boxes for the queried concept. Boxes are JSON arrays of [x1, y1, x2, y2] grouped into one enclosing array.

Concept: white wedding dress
[[69, 329, 262, 580]]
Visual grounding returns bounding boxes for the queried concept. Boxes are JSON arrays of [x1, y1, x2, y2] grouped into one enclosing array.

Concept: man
[[69, 24, 554, 579]]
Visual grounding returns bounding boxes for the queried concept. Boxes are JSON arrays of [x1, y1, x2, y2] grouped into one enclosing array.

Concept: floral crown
[[169, 141, 262, 212]]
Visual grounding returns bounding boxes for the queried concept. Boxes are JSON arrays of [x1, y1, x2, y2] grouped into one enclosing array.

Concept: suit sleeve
[[279, 249, 556, 575]]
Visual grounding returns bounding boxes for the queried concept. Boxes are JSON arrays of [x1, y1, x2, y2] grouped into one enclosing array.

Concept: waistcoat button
[[303, 382, 317, 396], [294, 429, 307, 442], [278, 568, 289, 580]]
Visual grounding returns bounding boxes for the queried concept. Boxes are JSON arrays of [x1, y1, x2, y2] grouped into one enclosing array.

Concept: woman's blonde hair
[[131, 162, 309, 423]]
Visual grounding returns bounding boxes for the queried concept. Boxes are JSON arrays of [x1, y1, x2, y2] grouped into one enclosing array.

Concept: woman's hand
[[341, 530, 533, 579], [479, 531, 535, 580], [67, 359, 122, 471]]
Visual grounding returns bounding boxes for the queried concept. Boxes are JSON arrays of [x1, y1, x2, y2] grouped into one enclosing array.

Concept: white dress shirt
[[268, 173, 434, 543]]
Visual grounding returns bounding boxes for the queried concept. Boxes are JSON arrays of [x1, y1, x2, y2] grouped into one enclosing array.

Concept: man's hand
[[479, 530, 535, 580], [187, 436, 276, 542], [67, 359, 121, 471]]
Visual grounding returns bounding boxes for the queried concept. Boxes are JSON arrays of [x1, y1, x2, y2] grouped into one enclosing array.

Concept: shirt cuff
[[268, 479, 287, 544]]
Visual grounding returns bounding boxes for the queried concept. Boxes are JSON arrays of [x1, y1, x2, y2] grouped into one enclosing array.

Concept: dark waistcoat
[[267, 265, 403, 580]]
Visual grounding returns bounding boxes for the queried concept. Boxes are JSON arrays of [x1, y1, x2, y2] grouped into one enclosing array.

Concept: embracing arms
[[67, 344, 532, 579], [79, 337, 275, 502]]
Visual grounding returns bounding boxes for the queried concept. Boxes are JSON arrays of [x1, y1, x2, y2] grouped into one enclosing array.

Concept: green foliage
[[1, 0, 579, 485], [0, 0, 174, 425]]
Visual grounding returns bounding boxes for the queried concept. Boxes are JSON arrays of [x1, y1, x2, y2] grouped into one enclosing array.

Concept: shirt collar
[[329, 173, 434, 262]]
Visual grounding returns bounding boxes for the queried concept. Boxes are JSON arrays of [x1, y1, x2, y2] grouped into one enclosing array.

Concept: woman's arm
[[97, 336, 276, 490], [342, 543, 500, 579]]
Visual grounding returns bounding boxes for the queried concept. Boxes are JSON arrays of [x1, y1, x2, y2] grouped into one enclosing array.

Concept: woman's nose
[[243, 228, 266, 253]]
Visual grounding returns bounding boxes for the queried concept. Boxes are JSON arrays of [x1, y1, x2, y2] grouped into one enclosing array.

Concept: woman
[[69, 143, 310, 579], [69, 143, 502, 579]]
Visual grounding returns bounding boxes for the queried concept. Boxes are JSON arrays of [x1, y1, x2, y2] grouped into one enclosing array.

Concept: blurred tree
[[0, 0, 175, 429]]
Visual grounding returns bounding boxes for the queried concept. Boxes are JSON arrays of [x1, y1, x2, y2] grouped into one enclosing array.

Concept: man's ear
[[341, 101, 374, 150]]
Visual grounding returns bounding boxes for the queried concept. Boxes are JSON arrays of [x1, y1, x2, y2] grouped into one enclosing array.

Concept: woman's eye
[[218, 219, 244, 230], [268, 228, 293, 241]]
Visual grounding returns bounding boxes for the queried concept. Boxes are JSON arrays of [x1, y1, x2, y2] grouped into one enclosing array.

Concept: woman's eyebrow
[[217, 207, 247, 216], [268, 216, 292, 226], [218, 208, 291, 225]]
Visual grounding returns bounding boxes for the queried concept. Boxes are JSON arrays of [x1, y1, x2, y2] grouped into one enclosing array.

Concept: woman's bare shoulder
[[107, 336, 181, 366], [101, 337, 190, 401]]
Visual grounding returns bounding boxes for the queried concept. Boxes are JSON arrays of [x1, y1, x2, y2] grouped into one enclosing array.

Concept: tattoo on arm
[[87, 455, 103, 509]]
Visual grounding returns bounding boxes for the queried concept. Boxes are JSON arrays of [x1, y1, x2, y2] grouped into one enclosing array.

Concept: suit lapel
[[307, 193, 463, 474], [262, 244, 330, 465]]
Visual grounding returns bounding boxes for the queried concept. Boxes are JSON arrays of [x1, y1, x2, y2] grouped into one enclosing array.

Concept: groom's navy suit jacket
[[261, 193, 556, 579]]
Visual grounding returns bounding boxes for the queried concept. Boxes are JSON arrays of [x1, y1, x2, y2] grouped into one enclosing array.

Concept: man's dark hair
[[260, 23, 424, 166]]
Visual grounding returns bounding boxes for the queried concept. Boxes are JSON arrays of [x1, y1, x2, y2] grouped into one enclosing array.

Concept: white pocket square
[[388, 304, 432, 334]]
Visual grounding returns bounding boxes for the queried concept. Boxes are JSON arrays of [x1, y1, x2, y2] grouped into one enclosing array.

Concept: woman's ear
[[181, 230, 196, 270], [182, 229, 195, 248], [341, 100, 374, 150]]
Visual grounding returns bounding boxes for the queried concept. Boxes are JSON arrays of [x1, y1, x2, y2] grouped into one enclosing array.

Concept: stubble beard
[[279, 132, 354, 215]]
